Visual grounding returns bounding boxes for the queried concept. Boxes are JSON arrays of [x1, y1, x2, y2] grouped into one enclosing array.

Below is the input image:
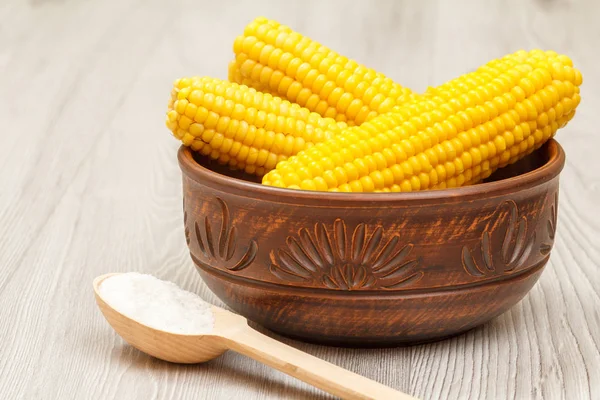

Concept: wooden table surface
[[1, 0, 599, 399]]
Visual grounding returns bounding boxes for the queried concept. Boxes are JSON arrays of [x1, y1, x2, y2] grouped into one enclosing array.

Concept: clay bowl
[[178, 140, 564, 347]]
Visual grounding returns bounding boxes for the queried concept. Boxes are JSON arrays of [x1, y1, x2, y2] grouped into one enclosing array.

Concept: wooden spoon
[[93, 273, 416, 400]]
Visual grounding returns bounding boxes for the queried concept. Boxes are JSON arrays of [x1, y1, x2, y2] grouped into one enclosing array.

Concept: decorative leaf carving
[[183, 199, 191, 246], [462, 200, 536, 277], [540, 191, 558, 255], [462, 246, 484, 277], [270, 219, 423, 290], [193, 198, 257, 272]]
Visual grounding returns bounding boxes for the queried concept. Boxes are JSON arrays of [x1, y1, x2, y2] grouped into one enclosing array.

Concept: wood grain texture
[[0, 0, 598, 399]]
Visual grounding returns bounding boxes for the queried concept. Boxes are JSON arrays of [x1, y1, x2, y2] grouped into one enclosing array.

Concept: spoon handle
[[223, 325, 417, 400]]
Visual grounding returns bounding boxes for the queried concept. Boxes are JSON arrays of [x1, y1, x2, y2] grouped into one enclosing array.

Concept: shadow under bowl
[[178, 140, 564, 347]]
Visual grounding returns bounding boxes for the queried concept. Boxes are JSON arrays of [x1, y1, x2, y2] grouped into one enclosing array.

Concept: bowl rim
[[178, 139, 565, 205]]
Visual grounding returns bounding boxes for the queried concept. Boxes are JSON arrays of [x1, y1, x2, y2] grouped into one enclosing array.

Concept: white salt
[[99, 273, 214, 335]]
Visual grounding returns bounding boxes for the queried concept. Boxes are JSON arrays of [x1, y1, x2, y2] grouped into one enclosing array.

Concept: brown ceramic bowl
[[178, 140, 564, 347]]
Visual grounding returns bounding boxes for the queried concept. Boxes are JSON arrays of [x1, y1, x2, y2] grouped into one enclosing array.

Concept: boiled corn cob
[[261, 49, 568, 169], [261, 49, 567, 187], [262, 50, 582, 192], [166, 77, 346, 176], [230, 17, 416, 125]]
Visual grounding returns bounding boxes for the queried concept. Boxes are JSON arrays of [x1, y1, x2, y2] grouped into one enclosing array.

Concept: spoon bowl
[[93, 273, 233, 363]]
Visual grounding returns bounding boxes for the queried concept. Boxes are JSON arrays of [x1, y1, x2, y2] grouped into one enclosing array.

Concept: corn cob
[[230, 17, 416, 125], [262, 51, 582, 192], [260, 49, 567, 178], [166, 77, 346, 176], [261, 49, 565, 187]]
